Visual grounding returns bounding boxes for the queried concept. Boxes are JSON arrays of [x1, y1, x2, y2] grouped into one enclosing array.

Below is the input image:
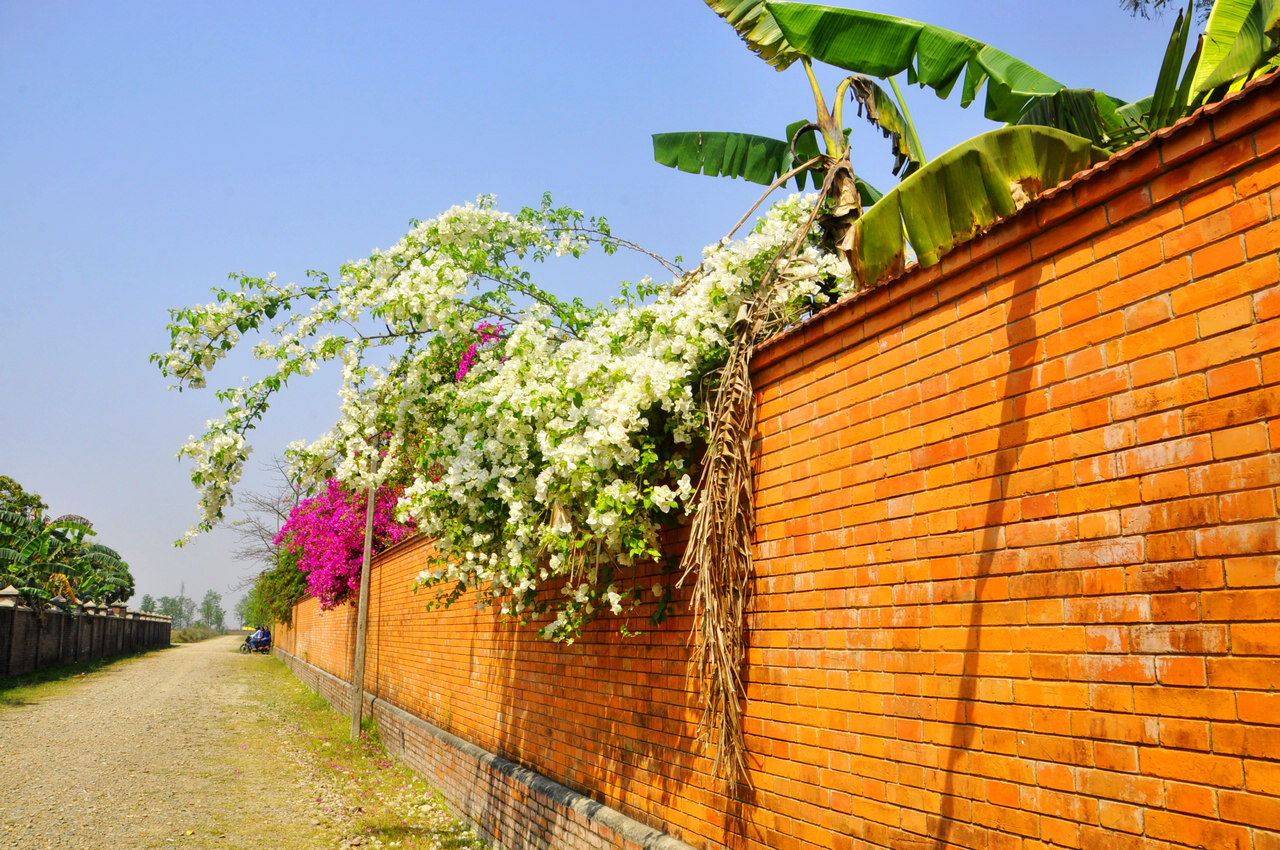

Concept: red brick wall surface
[[277, 76, 1280, 850]]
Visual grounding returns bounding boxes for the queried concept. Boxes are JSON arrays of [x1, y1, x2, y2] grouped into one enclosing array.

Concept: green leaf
[[703, 0, 803, 70], [1149, 4, 1196, 130], [851, 126, 1107, 287], [765, 1, 1065, 122], [1191, 0, 1280, 95], [653, 131, 795, 186], [1018, 88, 1143, 151]]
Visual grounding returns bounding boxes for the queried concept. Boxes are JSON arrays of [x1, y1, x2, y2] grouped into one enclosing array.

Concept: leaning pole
[[349, 475, 377, 741]]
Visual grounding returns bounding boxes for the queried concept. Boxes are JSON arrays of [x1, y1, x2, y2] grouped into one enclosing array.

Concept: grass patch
[[252, 657, 488, 849], [0, 652, 155, 707], [171, 624, 225, 643]]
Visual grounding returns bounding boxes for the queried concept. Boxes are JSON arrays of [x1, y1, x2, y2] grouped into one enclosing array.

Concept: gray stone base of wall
[[275, 649, 697, 850]]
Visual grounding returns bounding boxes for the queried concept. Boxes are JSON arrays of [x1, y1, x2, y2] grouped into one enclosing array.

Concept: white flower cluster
[[158, 194, 847, 636]]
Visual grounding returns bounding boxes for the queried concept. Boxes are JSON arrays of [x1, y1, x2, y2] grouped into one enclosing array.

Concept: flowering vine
[[155, 192, 847, 641], [273, 478, 415, 608]]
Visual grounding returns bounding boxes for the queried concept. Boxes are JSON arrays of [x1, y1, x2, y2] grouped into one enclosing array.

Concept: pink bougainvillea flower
[[273, 478, 415, 609]]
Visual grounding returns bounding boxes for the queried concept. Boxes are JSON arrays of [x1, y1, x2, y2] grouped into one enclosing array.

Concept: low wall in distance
[[0, 600, 171, 678]]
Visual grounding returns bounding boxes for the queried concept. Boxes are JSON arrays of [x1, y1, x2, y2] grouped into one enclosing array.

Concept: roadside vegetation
[[244, 652, 488, 849], [0, 474, 134, 607], [0, 652, 153, 708], [171, 624, 225, 643]]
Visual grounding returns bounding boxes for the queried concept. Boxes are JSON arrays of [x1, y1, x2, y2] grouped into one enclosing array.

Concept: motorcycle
[[239, 634, 272, 654]]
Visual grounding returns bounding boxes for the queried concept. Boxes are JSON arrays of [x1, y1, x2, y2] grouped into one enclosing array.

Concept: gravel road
[[0, 635, 348, 849]]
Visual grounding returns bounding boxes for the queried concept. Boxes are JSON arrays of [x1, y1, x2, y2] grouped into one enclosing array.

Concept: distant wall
[[0, 601, 171, 677], [278, 74, 1280, 850]]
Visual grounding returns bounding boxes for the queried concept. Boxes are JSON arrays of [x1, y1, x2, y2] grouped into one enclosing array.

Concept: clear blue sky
[[0, 0, 1184, 613]]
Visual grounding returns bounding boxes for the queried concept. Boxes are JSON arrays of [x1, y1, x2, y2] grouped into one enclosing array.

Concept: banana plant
[[655, 1, 1126, 277], [659, 0, 1280, 284], [1119, 0, 1280, 134], [1192, 0, 1280, 94], [0, 510, 134, 607]]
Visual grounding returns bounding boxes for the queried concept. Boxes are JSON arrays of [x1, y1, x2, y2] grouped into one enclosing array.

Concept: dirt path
[[0, 635, 357, 849]]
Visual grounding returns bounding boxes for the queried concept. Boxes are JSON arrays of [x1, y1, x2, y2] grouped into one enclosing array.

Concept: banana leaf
[[1191, 0, 1280, 94], [652, 129, 883, 204], [653, 130, 793, 185], [1148, 3, 1199, 129], [765, 1, 1067, 123], [848, 76, 925, 176], [851, 126, 1108, 287], [1018, 88, 1142, 150], [704, 0, 804, 70]]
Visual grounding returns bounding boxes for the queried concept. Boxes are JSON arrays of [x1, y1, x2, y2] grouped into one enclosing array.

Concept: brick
[[1131, 624, 1227, 654], [1140, 746, 1244, 787], [1098, 800, 1144, 834], [1109, 314, 1197, 364], [1049, 367, 1130, 408], [1201, 296, 1257, 338], [1181, 178, 1237, 221], [1156, 656, 1207, 686], [1132, 685, 1238, 720], [1134, 559, 1226, 593], [1129, 353, 1179, 389], [1203, 358, 1264, 399], [1224, 554, 1280, 587], [1258, 284, 1280, 320], [1246, 759, 1280, 796], [1220, 791, 1280, 831], [1208, 656, 1280, 689], [1115, 435, 1213, 476], [1196, 521, 1280, 557], [1190, 237, 1246, 278], [1171, 255, 1278, 316], [1203, 587, 1280, 620], [1211, 422, 1271, 461], [1165, 779, 1218, 816], [1146, 809, 1251, 850], [1069, 654, 1155, 684], [1121, 498, 1218, 534], [1133, 412, 1180, 446], [1064, 595, 1152, 624], [1186, 386, 1280, 433], [1239, 691, 1280, 726], [1112, 375, 1206, 420], [1159, 717, 1210, 751], [1179, 326, 1276, 378], [1190, 454, 1280, 494]]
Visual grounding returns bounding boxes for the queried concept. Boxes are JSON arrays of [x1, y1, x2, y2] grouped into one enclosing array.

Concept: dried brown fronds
[[679, 182, 838, 789]]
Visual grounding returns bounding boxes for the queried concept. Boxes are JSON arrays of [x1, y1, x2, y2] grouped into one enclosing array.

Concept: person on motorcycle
[[250, 625, 269, 650]]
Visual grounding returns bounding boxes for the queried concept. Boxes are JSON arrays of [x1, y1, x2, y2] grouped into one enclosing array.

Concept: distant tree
[[0, 476, 47, 523], [229, 456, 305, 570], [240, 555, 308, 628], [157, 585, 197, 629], [198, 590, 225, 630], [140, 594, 156, 613]]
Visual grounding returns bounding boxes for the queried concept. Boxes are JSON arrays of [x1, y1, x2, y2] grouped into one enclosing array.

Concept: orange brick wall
[[278, 75, 1280, 850]]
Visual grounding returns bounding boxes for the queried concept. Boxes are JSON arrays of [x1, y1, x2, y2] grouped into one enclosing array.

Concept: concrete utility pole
[[349, 467, 377, 742]]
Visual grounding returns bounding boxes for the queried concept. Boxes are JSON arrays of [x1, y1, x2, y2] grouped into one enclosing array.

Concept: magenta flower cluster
[[454, 322, 504, 380], [273, 478, 415, 609]]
